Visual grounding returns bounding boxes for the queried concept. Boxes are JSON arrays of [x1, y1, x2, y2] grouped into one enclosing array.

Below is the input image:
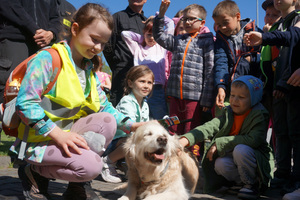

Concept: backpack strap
[[43, 48, 62, 94], [18, 48, 61, 160]]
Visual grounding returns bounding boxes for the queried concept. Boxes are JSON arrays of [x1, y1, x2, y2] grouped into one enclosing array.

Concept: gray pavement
[[0, 156, 282, 200]]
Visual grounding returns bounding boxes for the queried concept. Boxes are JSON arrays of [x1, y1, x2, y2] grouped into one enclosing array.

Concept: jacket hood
[[233, 75, 263, 107]]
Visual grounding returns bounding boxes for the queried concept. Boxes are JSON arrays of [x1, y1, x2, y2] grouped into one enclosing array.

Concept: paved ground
[[0, 155, 282, 200]]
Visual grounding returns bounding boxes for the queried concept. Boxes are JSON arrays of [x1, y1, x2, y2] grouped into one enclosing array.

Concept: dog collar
[[141, 161, 170, 185]]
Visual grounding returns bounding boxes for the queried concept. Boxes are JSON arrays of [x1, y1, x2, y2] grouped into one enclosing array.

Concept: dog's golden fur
[[118, 121, 199, 200]]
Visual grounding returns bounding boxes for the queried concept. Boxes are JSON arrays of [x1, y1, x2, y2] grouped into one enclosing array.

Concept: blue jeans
[[147, 85, 168, 119], [214, 144, 257, 185], [273, 92, 300, 179]]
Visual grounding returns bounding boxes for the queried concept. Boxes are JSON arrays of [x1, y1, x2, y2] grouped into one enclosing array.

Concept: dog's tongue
[[154, 153, 165, 160]]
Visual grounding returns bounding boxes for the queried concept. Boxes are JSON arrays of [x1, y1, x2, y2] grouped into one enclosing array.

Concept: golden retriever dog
[[118, 121, 199, 200]]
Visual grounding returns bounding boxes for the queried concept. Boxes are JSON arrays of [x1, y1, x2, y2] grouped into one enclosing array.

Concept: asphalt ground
[[0, 155, 283, 200]]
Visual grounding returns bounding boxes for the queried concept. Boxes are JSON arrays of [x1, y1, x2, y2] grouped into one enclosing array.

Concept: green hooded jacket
[[183, 104, 275, 193]]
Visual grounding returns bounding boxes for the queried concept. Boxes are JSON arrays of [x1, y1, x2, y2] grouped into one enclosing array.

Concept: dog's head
[[124, 121, 181, 166]]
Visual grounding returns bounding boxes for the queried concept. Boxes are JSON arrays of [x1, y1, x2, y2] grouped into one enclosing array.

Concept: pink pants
[[26, 112, 116, 182]]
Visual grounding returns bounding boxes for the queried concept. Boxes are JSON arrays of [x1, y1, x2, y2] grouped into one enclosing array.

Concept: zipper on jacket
[[180, 32, 198, 99], [34, 0, 38, 25]]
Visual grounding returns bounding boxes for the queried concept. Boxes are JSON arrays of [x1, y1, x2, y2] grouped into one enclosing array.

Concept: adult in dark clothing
[[56, 0, 76, 40], [0, 0, 60, 104], [103, 0, 147, 106]]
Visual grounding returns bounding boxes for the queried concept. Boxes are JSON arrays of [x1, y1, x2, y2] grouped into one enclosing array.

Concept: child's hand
[[202, 107, 210, 112], [287, 68, 300, 87], [48, 126, 89, 157], [158, 0, 170, 18], [130, 121, 148, 132], [273, 90, 285, 99], [243, 31, 263, 46], [206, 143, 217, 161], [179, 137, 189, 148], [216, 88, 226, 109], [263, 23, 272, 33]]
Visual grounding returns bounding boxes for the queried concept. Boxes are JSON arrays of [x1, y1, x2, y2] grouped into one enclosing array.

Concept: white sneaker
[[101, 156, 122, 183], [283, 188, 300, 200]]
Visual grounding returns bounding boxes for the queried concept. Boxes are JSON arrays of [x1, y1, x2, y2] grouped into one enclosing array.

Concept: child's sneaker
[[237, 184, 260, 200], [100, 156, 122, 183], [283, 188, 300, 200], [227, 183, 243, 195], [63, 181, 99, 200], [18, 164, 49, 200]]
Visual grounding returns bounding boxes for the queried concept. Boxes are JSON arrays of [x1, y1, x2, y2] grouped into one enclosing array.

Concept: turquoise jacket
[[114, 92, 149, 139], [182, 104, 275, 193]]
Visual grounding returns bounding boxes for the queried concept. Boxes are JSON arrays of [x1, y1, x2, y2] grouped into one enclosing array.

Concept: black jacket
[[0, 0, 60, 43], [262, 26, 300, 94], [56, 0, 76, 40], [103, 6, 147, 73], [214, 18, 262, 93], [261, 10, 300, 93]]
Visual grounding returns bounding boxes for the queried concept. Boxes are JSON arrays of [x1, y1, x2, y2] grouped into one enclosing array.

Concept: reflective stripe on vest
[[17, 43, 100, 143]]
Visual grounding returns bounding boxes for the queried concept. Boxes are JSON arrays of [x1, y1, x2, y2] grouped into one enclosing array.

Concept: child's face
[[175, 21, 187, 35], [72, 19, 111, 60], [274, 0, 296, 12], [229, 85, 251, 115], [144, 30, 156, 47], [213, 12, 241, 37], [264, 6, 281, 25], [182, 9, 205, 34], [129, 74, 153, 100]]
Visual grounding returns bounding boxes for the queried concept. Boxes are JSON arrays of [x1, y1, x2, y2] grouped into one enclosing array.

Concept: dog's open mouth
[[144, 148, 166, 164]]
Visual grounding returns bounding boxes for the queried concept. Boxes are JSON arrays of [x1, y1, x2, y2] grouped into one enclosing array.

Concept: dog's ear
[[169, 134, 183, 154], [124, 135, 136, 162]]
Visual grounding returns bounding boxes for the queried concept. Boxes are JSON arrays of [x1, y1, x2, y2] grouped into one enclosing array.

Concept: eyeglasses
[[180, 17, 202, 23]]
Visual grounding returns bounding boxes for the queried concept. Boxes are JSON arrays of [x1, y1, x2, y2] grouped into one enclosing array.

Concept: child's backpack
[[0, 48, 61, 138]]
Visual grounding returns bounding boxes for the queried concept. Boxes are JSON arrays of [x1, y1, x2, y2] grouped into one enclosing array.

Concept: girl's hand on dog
[[48, 126, 89, 157], [130, 121, 148, 132]]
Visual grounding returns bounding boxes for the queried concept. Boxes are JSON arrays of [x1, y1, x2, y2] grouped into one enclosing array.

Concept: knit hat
[[262, 0, 274, 11], [232, 75, 263, 107]]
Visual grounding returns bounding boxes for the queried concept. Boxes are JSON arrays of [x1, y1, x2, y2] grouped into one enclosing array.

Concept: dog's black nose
[[157, 136, 167, 146]]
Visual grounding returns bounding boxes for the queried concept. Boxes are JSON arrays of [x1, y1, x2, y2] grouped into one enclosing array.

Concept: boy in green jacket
[[180, 75, 274, 200]]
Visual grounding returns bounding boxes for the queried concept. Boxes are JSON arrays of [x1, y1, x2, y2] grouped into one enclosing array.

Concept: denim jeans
[[214, 144, 257, 185], [147, 84, 168, 119]]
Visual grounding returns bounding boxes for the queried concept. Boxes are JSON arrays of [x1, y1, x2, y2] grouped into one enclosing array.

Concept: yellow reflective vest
[[18, 43, 100, 142]]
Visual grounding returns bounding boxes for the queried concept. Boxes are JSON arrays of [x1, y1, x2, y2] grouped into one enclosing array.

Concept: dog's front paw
[[118, 196, 129, 200]]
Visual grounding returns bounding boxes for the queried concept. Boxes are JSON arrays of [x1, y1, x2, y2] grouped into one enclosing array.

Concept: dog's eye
[[145, 132, 152, 136]]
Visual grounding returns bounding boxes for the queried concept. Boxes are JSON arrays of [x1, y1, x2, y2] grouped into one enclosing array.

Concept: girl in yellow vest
[[11, 3, 145, 200]]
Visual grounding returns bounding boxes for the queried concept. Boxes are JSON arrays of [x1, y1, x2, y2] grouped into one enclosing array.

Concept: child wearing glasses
[[213, 0, 263, 117], [153, 0, 214, 159]]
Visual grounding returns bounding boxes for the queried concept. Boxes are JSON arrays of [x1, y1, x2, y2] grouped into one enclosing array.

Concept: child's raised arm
[[158, 0, 170, 18]]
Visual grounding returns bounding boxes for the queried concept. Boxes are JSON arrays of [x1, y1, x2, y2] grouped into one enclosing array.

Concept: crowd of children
[[3, 0, 300, 199]]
